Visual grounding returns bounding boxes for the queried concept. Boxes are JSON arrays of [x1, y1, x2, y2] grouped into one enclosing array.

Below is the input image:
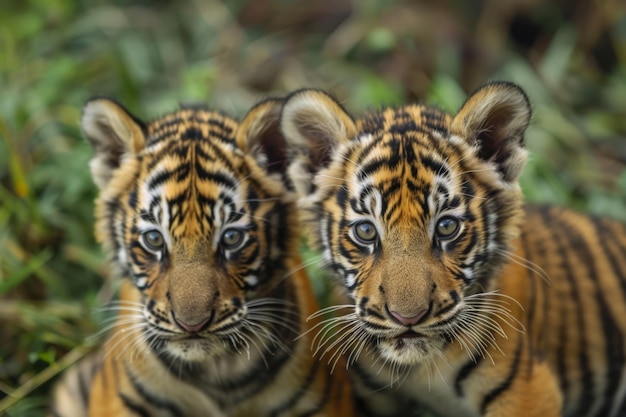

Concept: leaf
[[0, 251, 51, 294], [0, 115, 29, 198]]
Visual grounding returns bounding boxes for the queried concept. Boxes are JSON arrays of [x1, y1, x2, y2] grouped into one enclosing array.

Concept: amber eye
[[436, 216, 461, 240], [141, 230, 165, 252], [221, 228, 245, 249], [353, 221, 378, 244]]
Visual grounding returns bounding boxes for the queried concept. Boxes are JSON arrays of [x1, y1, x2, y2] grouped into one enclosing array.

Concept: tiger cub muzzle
[[355, 246, 463, 365], [140, 243, 251, 360], [165, 262, 246, 335]]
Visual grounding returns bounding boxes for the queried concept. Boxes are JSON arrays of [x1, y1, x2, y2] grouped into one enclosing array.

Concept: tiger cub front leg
[[484, 362, 561, 416]]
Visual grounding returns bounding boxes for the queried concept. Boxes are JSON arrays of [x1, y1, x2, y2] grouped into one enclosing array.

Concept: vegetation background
[[0, 0, 625, 415]]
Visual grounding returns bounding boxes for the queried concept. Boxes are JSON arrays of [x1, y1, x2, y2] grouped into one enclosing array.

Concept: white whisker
[[495, 248, 551, 284]]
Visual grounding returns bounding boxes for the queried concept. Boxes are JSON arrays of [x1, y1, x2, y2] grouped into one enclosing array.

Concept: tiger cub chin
[[280, 82, 626, 417], [49, 97, 354, 417]]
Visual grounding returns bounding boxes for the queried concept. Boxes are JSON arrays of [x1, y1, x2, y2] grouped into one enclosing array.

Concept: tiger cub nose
[[173, 312, 213, 333], [387, 307, 427, 326]]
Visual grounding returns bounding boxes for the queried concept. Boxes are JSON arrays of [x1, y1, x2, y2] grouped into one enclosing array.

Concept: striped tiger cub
[[280, 82, 626, 417], [49, 97, 354, 417]]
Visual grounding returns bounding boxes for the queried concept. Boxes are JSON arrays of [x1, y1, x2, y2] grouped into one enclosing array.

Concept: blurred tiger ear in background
[[280, 88, 357, 196], [236, 97, 288, 176], [82, 98, 147, 190], [451, 82, 531, 184]]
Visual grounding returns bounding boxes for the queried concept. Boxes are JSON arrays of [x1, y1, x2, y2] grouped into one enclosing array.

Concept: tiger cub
[[280, 82, 626, 417], [49, 97, 354, 417]]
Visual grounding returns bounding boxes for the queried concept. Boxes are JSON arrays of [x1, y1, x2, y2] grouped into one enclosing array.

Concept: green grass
[[1, 0, 625, 415]]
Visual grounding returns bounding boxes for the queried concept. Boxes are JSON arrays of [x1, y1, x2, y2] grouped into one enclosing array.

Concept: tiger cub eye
[[142, 230, 165, 251], [436, 216, 460, 239], [353, 221, 378, 243], [221, 228, 245, 249]]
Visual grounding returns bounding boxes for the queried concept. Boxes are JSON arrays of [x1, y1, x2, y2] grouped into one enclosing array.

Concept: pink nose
[[388, 308, 427, 326], [173, 315, 212, 333]]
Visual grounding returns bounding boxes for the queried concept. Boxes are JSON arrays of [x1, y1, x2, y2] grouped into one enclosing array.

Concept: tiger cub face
[[84, 98, 294, 363], [281, 83, 530, 365]]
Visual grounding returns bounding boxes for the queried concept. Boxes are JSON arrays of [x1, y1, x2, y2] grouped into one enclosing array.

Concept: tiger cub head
[[83, 97, 294, 362], [282, 83, 531, 365]]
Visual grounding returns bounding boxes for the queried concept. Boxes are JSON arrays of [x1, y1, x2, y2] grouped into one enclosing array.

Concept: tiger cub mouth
[[398, 330, 423, 339]]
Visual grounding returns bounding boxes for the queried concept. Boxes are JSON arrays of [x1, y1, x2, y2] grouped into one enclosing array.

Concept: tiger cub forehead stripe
[[357, 105, 451, 136], [345, 134, 461, 232], [145, 107, 238, 147]]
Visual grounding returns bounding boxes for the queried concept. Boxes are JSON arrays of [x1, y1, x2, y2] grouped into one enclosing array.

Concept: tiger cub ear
[[280, 89, 357, 195], [451, 82, 531, 184], [236, 97, 287, 175], [82, 98, 146, 190]]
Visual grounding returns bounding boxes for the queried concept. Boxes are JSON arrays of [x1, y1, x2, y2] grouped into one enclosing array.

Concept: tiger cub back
[[279, 82, 626, 417], [49, 97, 354, 417]]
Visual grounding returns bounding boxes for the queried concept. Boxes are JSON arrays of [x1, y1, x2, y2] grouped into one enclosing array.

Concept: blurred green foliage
[[0, 0, 625, 415]]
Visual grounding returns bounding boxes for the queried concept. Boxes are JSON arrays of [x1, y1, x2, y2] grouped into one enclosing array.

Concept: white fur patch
[[345, 272, 357, 288]]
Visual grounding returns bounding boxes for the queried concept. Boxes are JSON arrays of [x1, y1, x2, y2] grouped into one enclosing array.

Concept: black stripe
[[300, 364, 335, 417], [610, 393, 626, 417], [523, 207, 552, 384], [147, 168, 175, 190], [351, 186, 375, 215], [357, 159, 386, 181], [195, 167, 237, 189], [106, 201, 121, 261], [77, 359, 92, 407], [354, 133, 382, 167], [274, 203, 290, 256], [401, 135, 417, 165], [124, 362, 183, 416], [207, 350, 294, 405], [205, 116, 235, 135], [170, 142, 191, 158], [174, 162, 190, 181], [78, 353, 101, 409], [474, 199, 494, 287], [350, 361, 390, 392], [556, 294, 569, 404], [592, 217, 626, 303], [544, 209, 594, 416], [569, 215, 624, 417], [354, 397, 416, 417], [119, 393, 151, 417], [519, 227, 537, 377], [182, 127, 202, 141], [455, 355, 485, 396], [389, 120, 417, 135], [480, 334, 523, 413], [420, 154, 449, 178], [422, 108, 449, 134], [267, 360, 322, 417], [204, 138, 237, 173], [194, 140, 217, 163], [128, 189, 138, 210], [205, 130, 238, 146], [196, 194, 216, 213], [535, 207, 570, 407]]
